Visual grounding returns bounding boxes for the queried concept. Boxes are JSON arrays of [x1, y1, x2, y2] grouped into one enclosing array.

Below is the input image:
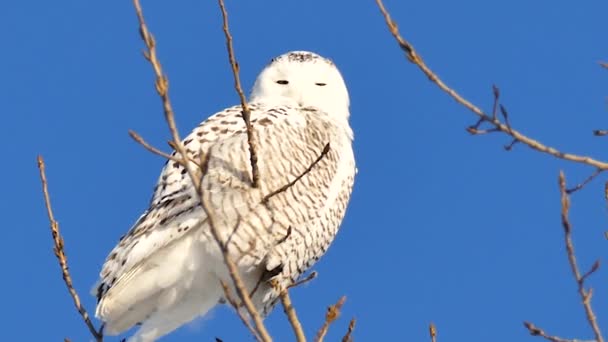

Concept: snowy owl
[[93, 51, 356, 341]]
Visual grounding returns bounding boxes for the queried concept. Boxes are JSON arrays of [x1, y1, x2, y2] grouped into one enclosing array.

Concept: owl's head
[[251, 51, 350, 120]]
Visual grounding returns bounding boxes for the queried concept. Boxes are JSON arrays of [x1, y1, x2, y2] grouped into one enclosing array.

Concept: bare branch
[[128, 130, 205, 171], [287, 271, 318, 290], [600, 62, 608, 69], [37, 156, 103, 341], [128, 130, 183, 163], [217, 0, 260, 188], [315, 296, 346, 342], [131, 1, 272, 341], [341, 319, 356, 342], [524, 321, 595, 342], [559, 171, 604, 342], [374, 0, 608, 170]]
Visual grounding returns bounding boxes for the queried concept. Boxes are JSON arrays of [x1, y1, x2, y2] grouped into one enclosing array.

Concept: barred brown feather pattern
[[96, 101, 355, 315]]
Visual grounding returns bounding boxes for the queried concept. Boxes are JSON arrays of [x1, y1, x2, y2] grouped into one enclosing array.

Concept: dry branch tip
[[315, 296, 347, 342], [37, 155, 103, 341], [341, 318, 356, 342]]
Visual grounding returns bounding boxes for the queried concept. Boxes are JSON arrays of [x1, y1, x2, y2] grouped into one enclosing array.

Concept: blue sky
[[2, 0, 607, 341]]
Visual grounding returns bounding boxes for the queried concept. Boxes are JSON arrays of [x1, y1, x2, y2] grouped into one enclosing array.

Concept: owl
[[94, 51, 356, 341]]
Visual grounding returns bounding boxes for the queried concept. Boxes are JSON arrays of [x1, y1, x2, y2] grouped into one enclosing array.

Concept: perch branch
[[37, 156, 103, 342], [315, 296, 346, 342], [131, 1, 272, 341], [217, 0, 260, 188], [374, 0, 608, 171]]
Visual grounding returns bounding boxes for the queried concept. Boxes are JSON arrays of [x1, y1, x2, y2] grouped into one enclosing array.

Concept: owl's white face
[[250, 51, 350, 120]]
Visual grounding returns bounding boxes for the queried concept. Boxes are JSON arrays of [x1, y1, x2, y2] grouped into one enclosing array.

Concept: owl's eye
[[315, 83, 327, 86], [276, 80, 289, 85]]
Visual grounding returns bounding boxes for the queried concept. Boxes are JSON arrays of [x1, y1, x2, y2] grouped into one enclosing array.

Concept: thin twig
[[37, 156, 103, 342], [128, 130, 203, 169], [217, 0, 259, 188], [504, 138, 519, 151], [499, 105, 512, 134], [524, 321, 595, 342], [131, 2, 272, 341], [491, 85, 500, 121], [264, 143, 331, 203], [341, 319, 356, 342], [374, 0, 608, 170], [566, 168, 604, 194], [287, 271, 318, 290], [466, 127, 499, 135], [429, 322, 437, 342], [315, 296, 347, 342], [128, 130, 183, 163], [600, 62, 608, 69], [559, 171, 604, 342]]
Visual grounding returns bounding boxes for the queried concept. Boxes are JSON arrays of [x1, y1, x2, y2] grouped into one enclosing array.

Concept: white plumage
[[93, 51, 356, 341]]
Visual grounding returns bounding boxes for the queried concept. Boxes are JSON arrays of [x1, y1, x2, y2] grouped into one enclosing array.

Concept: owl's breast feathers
[[95, 102, 355, 314]]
